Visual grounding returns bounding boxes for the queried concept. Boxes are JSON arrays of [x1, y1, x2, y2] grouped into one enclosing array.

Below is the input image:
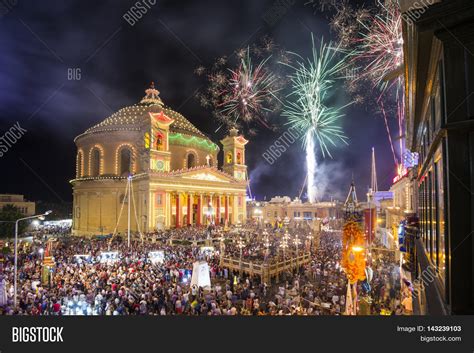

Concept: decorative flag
[[345, 280, 354, 315]]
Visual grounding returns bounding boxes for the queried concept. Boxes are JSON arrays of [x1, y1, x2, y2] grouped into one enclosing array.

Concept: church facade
[[71, 84, 248, 235]]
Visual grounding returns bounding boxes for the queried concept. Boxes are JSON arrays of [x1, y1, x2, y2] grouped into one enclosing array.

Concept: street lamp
[[14, 210, 52, 308], [279, 235, 289, 261], [293, 234, 301, 257], [306, 232, 313, 252]]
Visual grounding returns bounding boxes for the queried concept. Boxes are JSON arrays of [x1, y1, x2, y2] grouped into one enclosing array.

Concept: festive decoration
[[76, 149, 84, 178], [341, 220, 366, 284], [87, 144, 105, 176], [82, 85, 207, 140], [169, 133, 219, 152], [114, 143, 136, 175], [144, 132, 150, 149]]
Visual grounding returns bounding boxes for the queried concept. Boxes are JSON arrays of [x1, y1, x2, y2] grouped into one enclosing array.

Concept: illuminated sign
[[148, 251, 165, 264], [99, 251, 119, 263], [393, 165, 408, 184]]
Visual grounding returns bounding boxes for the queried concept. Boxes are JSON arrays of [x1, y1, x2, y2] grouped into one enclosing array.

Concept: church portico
[[147, 176, 246, 229]]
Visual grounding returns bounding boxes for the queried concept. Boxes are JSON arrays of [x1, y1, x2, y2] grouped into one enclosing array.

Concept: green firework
[[282, 35, 349, 157]]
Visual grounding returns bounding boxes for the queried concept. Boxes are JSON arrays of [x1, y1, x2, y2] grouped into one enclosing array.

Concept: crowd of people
[[0, 225, 410, 316], [21, 222, 72, 242]]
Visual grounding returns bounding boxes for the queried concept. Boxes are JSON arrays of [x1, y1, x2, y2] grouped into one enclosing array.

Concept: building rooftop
[[77, 83, 210, 141], [0, 194, 28, 202]]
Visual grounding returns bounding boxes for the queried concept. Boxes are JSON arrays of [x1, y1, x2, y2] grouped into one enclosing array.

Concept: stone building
[[247, 196, 341, 229], [0, 194, 35, 216], [71, 84, 247, 235], [401, 0, 474, 314]]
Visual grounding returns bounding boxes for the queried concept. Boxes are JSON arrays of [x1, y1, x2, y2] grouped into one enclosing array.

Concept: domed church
[[71, 83, 248, 235]]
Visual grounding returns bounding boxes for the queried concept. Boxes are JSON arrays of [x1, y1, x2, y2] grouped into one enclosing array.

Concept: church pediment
[[149, 111, 174, 126], [178, 168, 234, 183]]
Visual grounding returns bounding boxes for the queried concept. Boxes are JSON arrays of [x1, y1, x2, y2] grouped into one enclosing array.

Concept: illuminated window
[[436, 154, 445, 286], [226, 152, 233, 164], [237, 151, 242, 164], [156, 132, 164, 151], [144, 132, 150, 149]]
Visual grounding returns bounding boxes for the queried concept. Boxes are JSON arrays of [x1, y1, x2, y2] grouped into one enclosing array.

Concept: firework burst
[[219, 48, 279, 125], [314, 0, 406, 167], [195, 36, 286, 133], [282, 35, 350, 202], [355, 2, 403, 92]]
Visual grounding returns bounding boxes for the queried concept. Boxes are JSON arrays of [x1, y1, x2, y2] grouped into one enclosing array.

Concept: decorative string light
[[71, 85, 248, 223], [183, 149, 199, 169], [88, 144, 105, 176], [115, 143, 136, 175], [76, 149, 84, 178], [169, 132, 219, 152]]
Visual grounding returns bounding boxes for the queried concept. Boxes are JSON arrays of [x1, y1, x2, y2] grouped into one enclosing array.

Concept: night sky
[[0, 0, 399, 205]]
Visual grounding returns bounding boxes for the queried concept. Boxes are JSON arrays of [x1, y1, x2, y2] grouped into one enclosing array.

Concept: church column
[[175, 193, 181, 228], [232, 193, 238, 224], [165, 192, 171, 229], [209, 193, 214, 224], [148, 191, 153, 231], [187, 193, 192, 226], [169, 193, 176, 228], [224, 195, 229, 225], [216, 195, 220, 225], [242, 192, 246, 224], [197, 193, 202, 227]]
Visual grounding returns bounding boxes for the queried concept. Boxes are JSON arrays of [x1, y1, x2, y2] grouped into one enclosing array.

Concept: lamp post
[[306, 232, 313, 252], [293, 234, 301, 258], [280, 234, 289, 262], [14, 210, 52, 308]]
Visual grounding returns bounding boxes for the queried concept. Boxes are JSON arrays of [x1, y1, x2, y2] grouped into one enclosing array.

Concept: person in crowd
[[0, 225, 404, 316]]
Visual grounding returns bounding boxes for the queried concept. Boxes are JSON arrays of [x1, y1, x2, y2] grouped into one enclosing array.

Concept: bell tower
[[142, 83, 173, 172], [220, 127, 248, 181]]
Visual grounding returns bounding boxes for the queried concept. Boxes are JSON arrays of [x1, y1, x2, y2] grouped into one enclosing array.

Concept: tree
[[0, 204, 28, 238]]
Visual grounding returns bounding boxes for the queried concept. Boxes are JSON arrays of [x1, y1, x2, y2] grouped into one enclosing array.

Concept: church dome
[[77, 83, 207, 140], [73, 84, 220, 179]]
